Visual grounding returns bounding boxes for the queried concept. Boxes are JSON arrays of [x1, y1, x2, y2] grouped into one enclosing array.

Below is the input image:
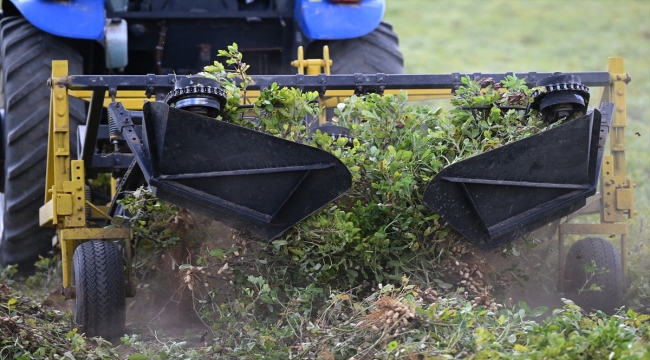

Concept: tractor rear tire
[[0, 17, 86, 265], [309, 22, 404, 75], [73, 240, 126, 339], [563, 237, 624, 315]]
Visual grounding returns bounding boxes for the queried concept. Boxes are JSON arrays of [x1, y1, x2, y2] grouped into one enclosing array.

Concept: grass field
[[384, 0, 649, 212]]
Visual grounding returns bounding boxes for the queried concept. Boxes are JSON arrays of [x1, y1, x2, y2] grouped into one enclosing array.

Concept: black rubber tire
[[0, 17, 86, 265], [308, 22, 404, 75], [563, 237, 624, 315], [73, 240, 126, 339]]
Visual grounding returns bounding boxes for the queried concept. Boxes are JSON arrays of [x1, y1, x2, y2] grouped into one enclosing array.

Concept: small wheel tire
[[73, 240, 126, 339], [0, 17, 85, 265], [563, 237, 624, 315]]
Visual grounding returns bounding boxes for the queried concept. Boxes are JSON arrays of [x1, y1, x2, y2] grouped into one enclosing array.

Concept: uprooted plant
[[200, 53, 559, 290], [127, 44, 562, 322]]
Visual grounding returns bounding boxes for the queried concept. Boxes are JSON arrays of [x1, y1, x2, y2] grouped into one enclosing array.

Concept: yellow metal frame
[[558, 57, 635, 288], [47, 50, 455, 298], [45, 54, 635, 298], [40, 61, 131, 299], [67, 88, 454, 111]]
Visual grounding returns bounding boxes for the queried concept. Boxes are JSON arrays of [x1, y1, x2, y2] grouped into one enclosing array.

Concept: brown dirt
[[475, 223, 566, 314], [434, 221, 566, 315], [122, 214, 241, 341]]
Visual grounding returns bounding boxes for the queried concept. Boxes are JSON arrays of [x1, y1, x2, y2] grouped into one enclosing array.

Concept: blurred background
[[384, 0, 649, 310]]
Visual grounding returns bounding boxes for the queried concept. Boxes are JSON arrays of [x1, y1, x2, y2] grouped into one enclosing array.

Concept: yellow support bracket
[[42, 61, 133, 298], [558, 57, 634, 289], [59, 227, 131, 293], [291, 45, 332, 75]]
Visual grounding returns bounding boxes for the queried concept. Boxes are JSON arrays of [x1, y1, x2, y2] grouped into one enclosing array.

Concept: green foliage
[[200, 45, 321, 130], [241, 76, 554, 286], [0, 265, 17, 287], [23, 256, 60, 293], [86, 173, 113, 201], [121, 334, 206, 359], [195, 44, 560, 286], [131, 278, 650, 359], [116, 187, 181, 250], [116, 187, 187, 286], [0, 282, 119, 358], [626, 212, 650, 313], [2, 276, 647, 359]]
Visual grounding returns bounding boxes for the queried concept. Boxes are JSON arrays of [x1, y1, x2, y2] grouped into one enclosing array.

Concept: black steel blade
[[140, 102, 351, 240], [424, 105, 612, 250]]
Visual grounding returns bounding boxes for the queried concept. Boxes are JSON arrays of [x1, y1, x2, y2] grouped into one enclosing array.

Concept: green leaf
[[128, 354, 148, 360], [528, 306, 548, 317], [518, 301, 530, 313], [583, 260, 596, 273], [514, 344, 528, 352], [346, 269, 359, 278], [7, 297, 17, 308], [208, 249, 225, 259], [589, 283, 602, 291], [387, 340, 399, 351], [272, 240, 288, 247], [627, 309, 637, 319], [288, 247, 304, 257]]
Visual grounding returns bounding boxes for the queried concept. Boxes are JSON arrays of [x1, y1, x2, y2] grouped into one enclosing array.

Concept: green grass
[[384, 0, 649, 212]]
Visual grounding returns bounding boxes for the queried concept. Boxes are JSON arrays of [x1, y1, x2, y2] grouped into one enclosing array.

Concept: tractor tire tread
[[563, 237, 624, 315], [308, 21, 404, 75], [73, 240, 125, 339], [0, 17, 85, 265]]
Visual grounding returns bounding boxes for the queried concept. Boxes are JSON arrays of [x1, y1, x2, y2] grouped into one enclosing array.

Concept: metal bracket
[[107, 102, 136, 133], [353, 73, 387, 96], [376, 73, 386, 95], [145, 73, 156, 98], [317, 73, 327, 98], [354, 73, 364, 95], [610, 73, 632, 84], [296, 74, 304, 91], [451, 72, 462, 91]]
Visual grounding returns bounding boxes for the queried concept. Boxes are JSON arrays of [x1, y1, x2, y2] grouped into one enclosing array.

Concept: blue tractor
[[0, 0, 403, 266]]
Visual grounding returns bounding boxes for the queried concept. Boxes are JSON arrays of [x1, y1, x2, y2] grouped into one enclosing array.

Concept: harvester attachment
[[108, 101, 351, 240], [423, 103, 612, 250], [59, 69, 616, 248]]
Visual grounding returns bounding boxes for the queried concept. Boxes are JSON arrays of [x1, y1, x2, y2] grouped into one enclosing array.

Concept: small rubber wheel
[[73, 240, 126, 339], [563, 237, 624, 315]]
